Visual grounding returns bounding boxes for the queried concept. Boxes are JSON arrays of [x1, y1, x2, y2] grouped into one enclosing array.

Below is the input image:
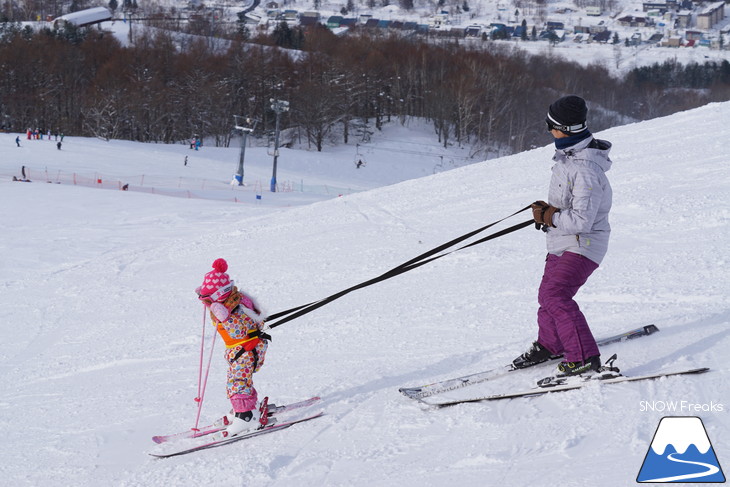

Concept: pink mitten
[[210, 302, 230, 322]]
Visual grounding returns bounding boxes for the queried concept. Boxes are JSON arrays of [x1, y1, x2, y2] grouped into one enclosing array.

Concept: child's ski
[[150, 411, 324, 458], [152, 396, 321, 444]]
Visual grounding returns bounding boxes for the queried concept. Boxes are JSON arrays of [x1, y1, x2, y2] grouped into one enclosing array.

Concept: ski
[[268, 396, 321, 416], [152, 396, 321, 444], [399, 324, 659, 400], [426, 367, 710, 407], [150, 411, 325, 458]]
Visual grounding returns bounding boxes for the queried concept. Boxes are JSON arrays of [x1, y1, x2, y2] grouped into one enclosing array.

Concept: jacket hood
[[557, 136, 613, 173]]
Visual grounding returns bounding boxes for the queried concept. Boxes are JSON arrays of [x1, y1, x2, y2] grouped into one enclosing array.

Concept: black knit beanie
[[547, 95, 588, 134]]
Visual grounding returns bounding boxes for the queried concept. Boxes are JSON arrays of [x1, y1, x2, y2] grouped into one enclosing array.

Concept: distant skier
[[15, 136, 20, 147], [196, 259, 271, 438], [513, 95, 613, 379], [57, 141, 62, 150]]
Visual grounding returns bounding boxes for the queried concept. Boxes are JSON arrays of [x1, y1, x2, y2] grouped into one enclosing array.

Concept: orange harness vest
[[209, 291, 265, 352], [215, 324, 262, 351]]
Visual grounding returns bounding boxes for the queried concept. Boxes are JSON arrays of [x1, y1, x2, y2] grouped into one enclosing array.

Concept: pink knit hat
[[197, 258, 233, 300]]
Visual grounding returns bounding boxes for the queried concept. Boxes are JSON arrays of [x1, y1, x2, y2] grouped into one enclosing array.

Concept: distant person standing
[[57, 141, 62, 150], [15, 136, 20, 147]]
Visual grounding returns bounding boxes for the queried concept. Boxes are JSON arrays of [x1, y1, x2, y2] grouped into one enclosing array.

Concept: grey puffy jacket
[[546, 135, 613, 265]]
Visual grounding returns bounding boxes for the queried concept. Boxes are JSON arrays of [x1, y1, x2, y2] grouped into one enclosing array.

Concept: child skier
[[196, 258, 271, 438]]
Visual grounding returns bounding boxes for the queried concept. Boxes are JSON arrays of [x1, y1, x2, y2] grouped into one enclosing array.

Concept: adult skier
[[196, 258, 271, 437], [513, 95, 613, 378]]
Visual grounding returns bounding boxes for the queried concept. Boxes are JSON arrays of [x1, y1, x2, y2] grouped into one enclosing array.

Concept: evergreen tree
[[56, 20, 86, 44], [273, 21, 293, 48], [272, 21, 305, 49], [237, 22, 251, 41], [521, 19, 527, 41], [720, 60, 730, 84]]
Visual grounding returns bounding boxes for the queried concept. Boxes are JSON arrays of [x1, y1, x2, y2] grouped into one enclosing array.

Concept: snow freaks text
[[640, 401, 725, 413]]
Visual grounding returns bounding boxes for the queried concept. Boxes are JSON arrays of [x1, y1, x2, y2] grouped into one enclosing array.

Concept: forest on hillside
[[1, 20, 729, 156]]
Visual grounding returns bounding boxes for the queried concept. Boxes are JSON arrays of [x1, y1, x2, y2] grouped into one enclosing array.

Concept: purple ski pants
[[537, 251, 600, 362]]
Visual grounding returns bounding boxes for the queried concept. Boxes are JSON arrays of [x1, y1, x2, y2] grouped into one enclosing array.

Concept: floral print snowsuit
[[220, 309, 268, 398], [209, 289, 268, 409]]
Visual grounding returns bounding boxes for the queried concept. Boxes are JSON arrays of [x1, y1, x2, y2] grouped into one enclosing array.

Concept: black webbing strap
[[266, 205, 533, 329], [230, 330, 273, 362]]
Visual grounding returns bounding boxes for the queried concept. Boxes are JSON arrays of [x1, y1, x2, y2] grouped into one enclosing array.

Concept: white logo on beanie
[[548, 95, 588, 133]]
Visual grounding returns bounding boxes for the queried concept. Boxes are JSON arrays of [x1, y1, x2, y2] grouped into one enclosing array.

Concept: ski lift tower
[[233, 115, 258, 186], [269, 99, 289, 192]]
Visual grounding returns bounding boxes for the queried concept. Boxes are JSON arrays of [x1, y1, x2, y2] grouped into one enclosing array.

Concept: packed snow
[[1, 103, 728, 486]]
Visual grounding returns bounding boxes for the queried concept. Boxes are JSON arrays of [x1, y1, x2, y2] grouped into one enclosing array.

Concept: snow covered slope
[[0, 103, 728, 486]]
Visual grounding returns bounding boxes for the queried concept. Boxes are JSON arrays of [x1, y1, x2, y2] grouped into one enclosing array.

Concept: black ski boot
[[556, 355, 602, 377], [512, 341, 558, 369], [537, 354, 621, 387]]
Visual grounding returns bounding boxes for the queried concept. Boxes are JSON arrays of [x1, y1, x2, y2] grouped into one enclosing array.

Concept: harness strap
[[217, 326, 270, 349], [252, 349, 259, 371], [229, 330, 272, 363], [266, 205, 533, 329]]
